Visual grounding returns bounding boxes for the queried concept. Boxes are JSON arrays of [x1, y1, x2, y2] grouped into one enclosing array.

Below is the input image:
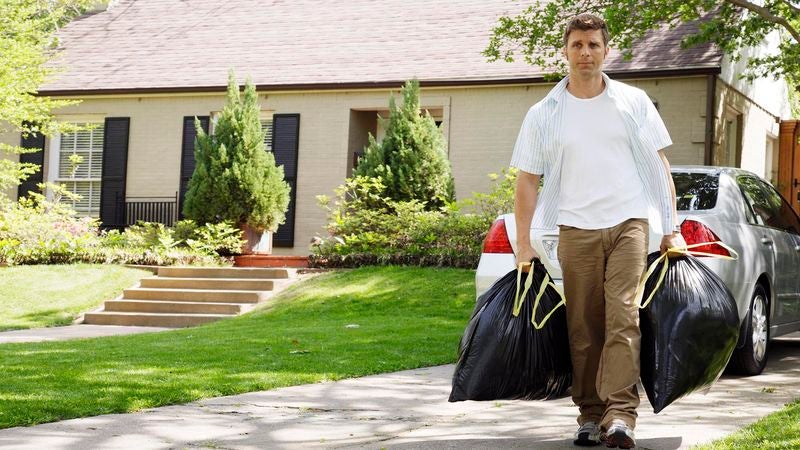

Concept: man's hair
[[563, 13, 610, 47]]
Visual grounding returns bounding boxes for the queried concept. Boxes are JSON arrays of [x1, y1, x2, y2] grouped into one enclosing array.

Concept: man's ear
[[604, 45, 610, 57]]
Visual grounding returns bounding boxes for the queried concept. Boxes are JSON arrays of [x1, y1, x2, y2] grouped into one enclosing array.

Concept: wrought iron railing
[[125, 192, 178, 226]]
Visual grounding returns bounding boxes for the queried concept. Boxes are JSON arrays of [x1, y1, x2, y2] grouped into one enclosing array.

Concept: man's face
[[563, 29, 609, 78]]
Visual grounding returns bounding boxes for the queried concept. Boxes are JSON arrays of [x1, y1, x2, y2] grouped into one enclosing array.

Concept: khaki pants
[[557, 218, 648, 430]]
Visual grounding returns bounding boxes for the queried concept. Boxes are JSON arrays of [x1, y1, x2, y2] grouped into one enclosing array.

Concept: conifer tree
[[355, 79, 455, 209], [183, 71, 290, 232]]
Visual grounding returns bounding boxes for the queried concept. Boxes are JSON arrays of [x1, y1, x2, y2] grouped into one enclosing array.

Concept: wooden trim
[[778, 120, 796, 202], [704, 75, 717, 166]]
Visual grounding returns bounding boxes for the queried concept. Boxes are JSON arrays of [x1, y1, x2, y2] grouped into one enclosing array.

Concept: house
[[1, 0, 792, 255]]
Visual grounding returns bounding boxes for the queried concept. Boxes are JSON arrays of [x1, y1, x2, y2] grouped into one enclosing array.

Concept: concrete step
[[157, 266, 294, 279], [140, 277, 276, 291], [83, 312, 228, 328], [103, 299, 245, 315], [123, 288, 268, 303]]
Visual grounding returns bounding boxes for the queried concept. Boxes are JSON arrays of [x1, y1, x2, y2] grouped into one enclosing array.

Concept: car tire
[[727, 284, 770, 376]]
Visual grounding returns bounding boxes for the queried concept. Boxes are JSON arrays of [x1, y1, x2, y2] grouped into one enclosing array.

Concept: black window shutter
[[179, 116, 210, 218], [99, 117, 130, 229], [16, 128, 46, 200], [271, 114, 300, 247]]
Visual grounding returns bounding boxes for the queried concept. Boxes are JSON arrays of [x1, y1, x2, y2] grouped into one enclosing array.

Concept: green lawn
[[695, 398, 800, 449], [0, 264, 152, 331], [0, 266, 475, 429]]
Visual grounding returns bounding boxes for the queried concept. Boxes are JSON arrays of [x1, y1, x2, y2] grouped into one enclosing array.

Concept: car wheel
[[728, 284, 769, 376]]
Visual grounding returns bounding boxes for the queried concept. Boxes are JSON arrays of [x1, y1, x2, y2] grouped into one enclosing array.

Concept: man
[[510, 13, 686, 449]]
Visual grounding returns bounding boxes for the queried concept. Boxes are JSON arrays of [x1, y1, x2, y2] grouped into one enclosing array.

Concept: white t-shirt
[[557, 87, 649, 229]]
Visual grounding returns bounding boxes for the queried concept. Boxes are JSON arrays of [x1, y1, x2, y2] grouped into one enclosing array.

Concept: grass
[[0, 265, 475, 429], [0, 264, 152, 331], [694, 398, 800, 449]]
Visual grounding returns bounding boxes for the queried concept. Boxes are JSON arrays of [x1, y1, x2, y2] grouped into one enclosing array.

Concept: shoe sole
[[574, 436, 601, 446], [603, 430, 636, 449], [572, 433, 601, 447]]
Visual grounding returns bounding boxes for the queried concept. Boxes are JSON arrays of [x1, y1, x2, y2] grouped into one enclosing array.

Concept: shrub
[[0, 196, 101, 265], [183, 70, 290, 232], [312, 170, 518, 268], [311, 174, 507, 269], [354, 79, 455, 210]]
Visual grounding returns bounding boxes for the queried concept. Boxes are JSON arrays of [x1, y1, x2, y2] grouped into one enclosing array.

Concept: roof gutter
[[38, 66, 722, 97]]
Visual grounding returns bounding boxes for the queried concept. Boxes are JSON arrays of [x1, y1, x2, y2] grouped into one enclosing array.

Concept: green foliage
[[354, 79, 455, 210], [103, 220, 244, 257], [0, 194, 233, 266], [186, 221, 245, 256], [0, 0, 98, 196], [483, 0, 800, 83], [183, 71, 290, 232], [0, 195, 101, 265], [312, 171, 516, 268]]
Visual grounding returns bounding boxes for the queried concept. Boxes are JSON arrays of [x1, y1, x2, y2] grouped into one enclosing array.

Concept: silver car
[[475, 166, 800, 375]]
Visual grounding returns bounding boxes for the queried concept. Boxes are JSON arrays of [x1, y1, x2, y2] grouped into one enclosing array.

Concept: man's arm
[[514, 170, 541, 265], [657, 150, 686, 253]]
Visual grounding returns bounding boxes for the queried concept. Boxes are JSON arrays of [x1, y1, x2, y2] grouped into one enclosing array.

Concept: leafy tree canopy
[[484, 0, 800, 82], [0, 0, 98, 195]]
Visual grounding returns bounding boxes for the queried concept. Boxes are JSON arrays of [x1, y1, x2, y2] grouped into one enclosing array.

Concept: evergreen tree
[[355, 79, 455, 209], [183, 71, 290, 232]]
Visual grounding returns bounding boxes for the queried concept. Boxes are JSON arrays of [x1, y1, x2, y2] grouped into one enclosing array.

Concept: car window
[[672, 172, 719, 210], [763, 183, 800, 235], [738, 176, 797, 232]]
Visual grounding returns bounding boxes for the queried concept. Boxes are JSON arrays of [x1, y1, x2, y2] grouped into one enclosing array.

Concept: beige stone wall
[[0, 76, 711, 255], [714, 81, 781, 180], [622, 77, 709, 165]]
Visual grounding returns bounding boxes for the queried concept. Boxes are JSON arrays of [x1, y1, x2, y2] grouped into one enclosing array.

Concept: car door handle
[[761, 237, 773, 246]]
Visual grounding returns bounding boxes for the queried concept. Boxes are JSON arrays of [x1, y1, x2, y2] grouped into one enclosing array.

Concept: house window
[[57, 124, 104, 217], [261, 117, 274, 152]]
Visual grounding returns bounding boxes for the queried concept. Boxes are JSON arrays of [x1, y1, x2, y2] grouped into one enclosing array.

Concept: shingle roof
[[39, 0, 724, 94]]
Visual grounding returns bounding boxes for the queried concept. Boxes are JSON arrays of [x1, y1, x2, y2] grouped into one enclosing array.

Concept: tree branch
[[727, 0, 800, 43], [778, 0, 800, 16]]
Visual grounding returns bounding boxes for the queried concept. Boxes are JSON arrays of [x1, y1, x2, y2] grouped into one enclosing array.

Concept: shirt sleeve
[[509, 107, 546, 175], [637, 93, 672, 153]]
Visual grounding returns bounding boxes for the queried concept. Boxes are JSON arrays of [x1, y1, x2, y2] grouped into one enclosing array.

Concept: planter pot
[[240, 223, 273, 255]]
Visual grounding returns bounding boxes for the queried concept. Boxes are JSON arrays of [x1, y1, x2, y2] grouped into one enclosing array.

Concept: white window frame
[[47, 119, 105, 217]]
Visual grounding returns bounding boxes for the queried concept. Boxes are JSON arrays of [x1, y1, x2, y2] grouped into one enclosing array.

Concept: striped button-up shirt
[[510, 73, 674, 235]]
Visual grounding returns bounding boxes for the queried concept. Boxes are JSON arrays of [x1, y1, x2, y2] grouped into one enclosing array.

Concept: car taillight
[[483, 219, 514, 254], [680, 220, 731, 257]]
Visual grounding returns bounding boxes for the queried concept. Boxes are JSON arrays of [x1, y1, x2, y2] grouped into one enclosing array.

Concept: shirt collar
[[545, 72, 615, 104]]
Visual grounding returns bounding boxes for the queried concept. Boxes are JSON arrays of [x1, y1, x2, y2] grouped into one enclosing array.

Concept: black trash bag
[[639, 251, 739, 413], [449, 260, 571, 402]]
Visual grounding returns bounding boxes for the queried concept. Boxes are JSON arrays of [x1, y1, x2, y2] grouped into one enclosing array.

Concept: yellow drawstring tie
[[634, 241, 739, 309], [512, 262, 567, 329]]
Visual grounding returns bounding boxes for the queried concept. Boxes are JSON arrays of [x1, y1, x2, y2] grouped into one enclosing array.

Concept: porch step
[[83, 312, 227, 328], [139, 277, 278, 291], [103, 299, 246, 315], [82, 265, 303, 329], [123, 288, 268, 303], [158, 266, 294, 279]]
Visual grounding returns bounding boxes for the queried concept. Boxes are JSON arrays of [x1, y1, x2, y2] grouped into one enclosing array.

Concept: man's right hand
[[515, 243, 539, 267]]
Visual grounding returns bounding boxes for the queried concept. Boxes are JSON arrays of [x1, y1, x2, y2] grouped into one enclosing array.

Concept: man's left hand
[[660, 232, 687, 254]]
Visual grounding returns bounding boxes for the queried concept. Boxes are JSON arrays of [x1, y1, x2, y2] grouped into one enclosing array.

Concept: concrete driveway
[[1, 334, 798, 450]]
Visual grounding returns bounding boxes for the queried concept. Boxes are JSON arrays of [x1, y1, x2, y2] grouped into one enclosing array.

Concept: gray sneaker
[[601, 420, 636, 449], [573, 421, 601, 446]]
